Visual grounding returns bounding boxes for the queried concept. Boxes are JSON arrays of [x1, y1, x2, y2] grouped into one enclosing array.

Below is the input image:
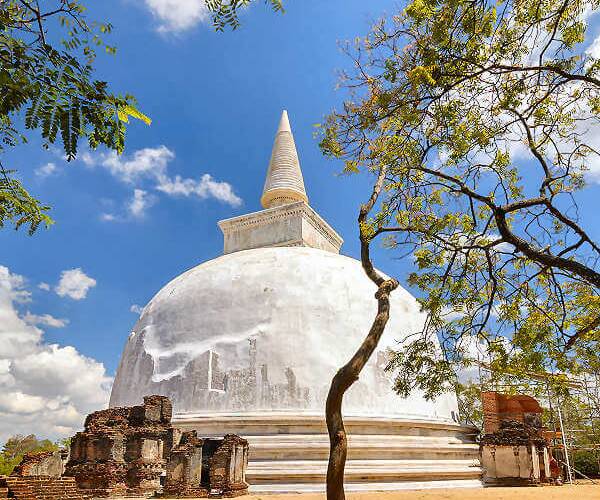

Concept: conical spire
[[261, 110, 308, 209]]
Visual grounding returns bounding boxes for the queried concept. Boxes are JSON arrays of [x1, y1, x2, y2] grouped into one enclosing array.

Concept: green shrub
[[572, 450, 600, 478]]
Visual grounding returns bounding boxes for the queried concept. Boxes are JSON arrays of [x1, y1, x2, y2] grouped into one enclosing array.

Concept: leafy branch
[[0, 0, 150, 233], [321, 0, 600, 402]]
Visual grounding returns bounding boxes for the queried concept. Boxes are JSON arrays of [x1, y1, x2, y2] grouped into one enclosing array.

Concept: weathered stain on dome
[[110, 247, 458, 420]]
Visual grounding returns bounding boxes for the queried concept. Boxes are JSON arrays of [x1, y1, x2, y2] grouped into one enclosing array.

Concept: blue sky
[[1, 0, 600, 441]]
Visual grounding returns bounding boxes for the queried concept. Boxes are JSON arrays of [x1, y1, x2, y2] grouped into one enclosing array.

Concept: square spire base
[[218, 202, 343, 255]]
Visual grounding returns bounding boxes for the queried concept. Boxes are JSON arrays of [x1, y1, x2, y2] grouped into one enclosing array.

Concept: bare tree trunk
[[325, 166, 398, 500]]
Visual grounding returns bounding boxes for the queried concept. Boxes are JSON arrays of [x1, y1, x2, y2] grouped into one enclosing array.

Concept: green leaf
[[117, 104, 152, 126]]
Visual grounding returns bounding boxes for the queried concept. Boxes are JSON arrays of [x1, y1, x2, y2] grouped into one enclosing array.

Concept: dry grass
[[247, 484, 600, 500]]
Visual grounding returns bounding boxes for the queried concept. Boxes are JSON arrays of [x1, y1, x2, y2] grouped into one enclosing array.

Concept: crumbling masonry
[[62, 395, 248, 498], [480, 391, 556, 485]]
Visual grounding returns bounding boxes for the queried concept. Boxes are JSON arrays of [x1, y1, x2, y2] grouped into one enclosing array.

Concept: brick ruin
[[65, 395, 175, 497], [3, 396, 249, 499], [480, 391, 559, 485], [10, 450, 66, 478], [162, 431, 205, 497], [206, 435, 249, 497], [0, 476, 88, 500], [162, 434, 248, 498], [0, 449, 86, 500], [481, 391, 543, 434]]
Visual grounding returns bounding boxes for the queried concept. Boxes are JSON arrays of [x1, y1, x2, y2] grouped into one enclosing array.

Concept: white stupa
[[110, 111, 481, 492]]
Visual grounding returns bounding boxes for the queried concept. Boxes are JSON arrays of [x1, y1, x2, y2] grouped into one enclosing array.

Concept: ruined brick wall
[[163, 431, 207, 498], [0, 476, 89, 500], [482, 391, 543, 434], [208, 434, 249, 498], [482, 392, 501, 434], [65, 395, 173, 497], [480, 420, 549, 485], [11, 451, 64, 478], [129, 395, 172, 426], [64, 395, 249, 498], [481, 393, 550, 486]]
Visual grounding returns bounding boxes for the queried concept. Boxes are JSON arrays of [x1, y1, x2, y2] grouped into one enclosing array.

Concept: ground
[[244, 485, 600, 500]]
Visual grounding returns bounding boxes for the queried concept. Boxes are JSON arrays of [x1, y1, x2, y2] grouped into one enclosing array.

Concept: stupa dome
[[108, 111, 479, 494], [109, 246, 458, 421], [110, 110, 460, 424]]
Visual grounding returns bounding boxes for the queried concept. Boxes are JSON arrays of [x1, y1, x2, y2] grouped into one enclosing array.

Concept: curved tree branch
[[325, 165, 399, 500], [565, 315, 600, 349], [493, 207, 600, 289]]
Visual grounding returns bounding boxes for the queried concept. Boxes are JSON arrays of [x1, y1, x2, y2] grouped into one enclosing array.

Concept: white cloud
[[23, 312, 68, 328], [38, 282, 50, 291], [78, 150, 96, 167], [130, 304, 144, 315], [0, 268, 31, 304], [35, 162, 58, 177], [157, 173, 242, 206], [55, 268, 97, 300], [454, 334, 514, 383], [0, 392, 47, 415], [82, 145, 242, 208], [100, 213, 117, 222], [100, 146, 174, 184], [143, 0, 209, 33], [128, 189, 154, 218], [579, 124, 600, 183], [0, 266, 111, 441], [587, 33, 600, 59]]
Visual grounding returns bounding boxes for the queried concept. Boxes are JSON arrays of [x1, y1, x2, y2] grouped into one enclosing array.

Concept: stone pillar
[[543, 447, 551, 480], [531, 444, 540, 481]]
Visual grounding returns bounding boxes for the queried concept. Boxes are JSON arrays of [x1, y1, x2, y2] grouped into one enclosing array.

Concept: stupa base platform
[[173, 412, 483, 494]]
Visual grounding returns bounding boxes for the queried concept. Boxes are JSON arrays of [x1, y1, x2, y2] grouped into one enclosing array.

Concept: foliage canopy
[[321, 0, 600, 399], [206, 0, 284, 30], [0, 0, 152, 234]]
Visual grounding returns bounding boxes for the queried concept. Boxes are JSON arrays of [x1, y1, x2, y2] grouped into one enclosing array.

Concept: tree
[[325, 165, 399, 499], [0, 434, 58, 475], [455, 380, 485, 428], [0, 1, 152, 234], [320, 0, 600, 497], [206, 0, 284, 31], [0, 0, 283, 234]]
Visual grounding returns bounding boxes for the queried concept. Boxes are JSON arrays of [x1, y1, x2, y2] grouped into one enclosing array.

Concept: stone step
[[247, 459, 481, 484], [246, 434, 479, 460], [249, 478, 484, 494], [247, 433, 475, 444], [174, 413, 479, 439], [174, 413, 483, 493]]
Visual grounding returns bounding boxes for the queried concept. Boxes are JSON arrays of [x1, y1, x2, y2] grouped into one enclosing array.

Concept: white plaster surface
[[218, 202, 343, 255], [481, 445, 533, 480], [110, 246, 459, 421]]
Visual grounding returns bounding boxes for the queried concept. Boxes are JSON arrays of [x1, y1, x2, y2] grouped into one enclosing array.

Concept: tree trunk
[[325, 165, 398, 500]]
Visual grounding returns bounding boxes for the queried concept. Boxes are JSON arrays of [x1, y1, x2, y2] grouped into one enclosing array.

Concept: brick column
[[482, 391, 500, 434]]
